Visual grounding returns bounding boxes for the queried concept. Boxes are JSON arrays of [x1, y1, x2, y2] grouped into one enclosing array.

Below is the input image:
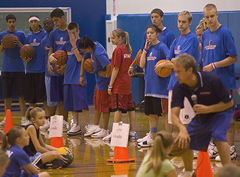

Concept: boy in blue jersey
[[59, 22, 91, 136], [0, 14, 28, 127], [40, 17, 57, 131], [201, 4, 238, 161], [171, 54, 234, 176], [48, 8, 70, 132], [128, 8, 175, 76]]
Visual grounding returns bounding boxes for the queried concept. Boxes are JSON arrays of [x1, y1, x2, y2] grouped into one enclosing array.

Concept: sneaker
[[46, 159, 65, 169], [40, 119, 50, 131], [137, 132, 150, 143], [91, 129, 109, 138], [137, 136, 154, 148], [208, 142, 218, 159], [129, 131, 137, 141], [215, 145, 237, 161], [21, 119, 31, 127], [67, 123, 82, 136], [84, 123, 93, 132], [0, 117, 6, 127], [178, 169, 195, 177], [103, 132, 112, 141], [63, 120, 70, 132], [84, 125, 101, 137], [193, 150, 198, 159]]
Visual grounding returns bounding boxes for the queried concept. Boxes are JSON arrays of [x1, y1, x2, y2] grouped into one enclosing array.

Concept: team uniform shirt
[[200, 25, 237, 90], [172, 71, 234, 121], [167, 32, 199, 90], [60, 40, 87, 84], [111, 44, 132, 94], [140, 27, 175, 49], [144, 41, 169, 98], [84, 42, 110, 90], [41, 35, 51, 77], [0, 30, 26, 72], [3, 145, 31, 177], [26, 30, 46, 73], [48, 28, 69, 76], [23, 124, 39, 156]]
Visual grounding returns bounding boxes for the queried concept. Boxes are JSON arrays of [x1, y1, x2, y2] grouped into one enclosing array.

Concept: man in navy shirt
[[171, 53, 234, 176]]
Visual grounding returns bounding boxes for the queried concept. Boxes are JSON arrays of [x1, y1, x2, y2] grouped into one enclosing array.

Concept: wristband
[[108, 85, 113, 89], [143, 48, 148, 53], [211, 63, 216, 69], [129, 66, 133, 69], [73, 47, 78, 51]]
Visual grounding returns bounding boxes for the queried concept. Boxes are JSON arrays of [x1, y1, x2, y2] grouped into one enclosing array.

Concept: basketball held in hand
[[53, 50, 68, 66], [20, 44, 35, 62], [55, 64, 65, 74], [155, 60, 171, 77], [2, 34, 16, 49], [84, 58, 94, 73]]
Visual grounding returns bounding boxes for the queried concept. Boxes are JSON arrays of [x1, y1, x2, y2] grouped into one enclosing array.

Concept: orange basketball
[[135, 50, 143, 67], [84, 58, 94, 73], [155, 60, 171, 77], [20, 44, 35, 62], [55, 64, 65, 74], [2, 34, 16, 49], [53, 50, 68, 66]]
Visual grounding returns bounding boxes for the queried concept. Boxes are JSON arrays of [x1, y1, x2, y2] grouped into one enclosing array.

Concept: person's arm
[[167, 169, 178, 177], [47, 47, 55, 75], [79, 59, 85, 86], [154, 59, 175, 74], [140, 39, 151, 68], [108, 66, 119, 95], [22, 163, 40, 176], [98, 63, 111, 78], [128, 49, 142, 76], [38, 131, 57, 151], [15, 36, 23, 48], [0, 44, 3, 54]]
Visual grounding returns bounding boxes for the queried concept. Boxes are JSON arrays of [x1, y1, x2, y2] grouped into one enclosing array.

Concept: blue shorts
[[45, 76, 57, 107], [63, 84, 89, 111], [187, 108, 234, 151], [29, 152, 43, 170], [50, 76, 64, 102]]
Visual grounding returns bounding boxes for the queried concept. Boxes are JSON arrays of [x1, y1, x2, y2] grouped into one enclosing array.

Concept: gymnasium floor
[[0, 105, 239, 177]]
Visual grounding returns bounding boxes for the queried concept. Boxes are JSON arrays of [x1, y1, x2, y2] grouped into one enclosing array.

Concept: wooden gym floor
[[0, 105, 239, 177]]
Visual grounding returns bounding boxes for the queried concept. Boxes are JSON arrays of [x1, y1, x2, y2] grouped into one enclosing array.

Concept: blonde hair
[[178, 11, 192, 22], [144, 131, 174, 177], [112, 28, 132, 54], [204, 3, 217, 12], [26, 107, 44, 121], [196, 18, 209, 31]]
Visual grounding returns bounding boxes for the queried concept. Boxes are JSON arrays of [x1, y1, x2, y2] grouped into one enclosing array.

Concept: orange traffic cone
[[4, 109, 14, 134], [50, 137, 64, 148], [196, 150, 213, 177], [107, 146, 136, 162], [113, 163, 130, 175]]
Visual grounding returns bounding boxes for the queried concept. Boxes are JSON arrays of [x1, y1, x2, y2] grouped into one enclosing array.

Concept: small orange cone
[[4, 109, 14, 134], [107, 146, 136, 162], [50, 137, 64, 148], [196, 150, 213, 177], [113, 163, 130, 175]]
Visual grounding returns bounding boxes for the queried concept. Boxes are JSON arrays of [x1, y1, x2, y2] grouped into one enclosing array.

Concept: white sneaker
[[137, 132, 150, 143], [91, 129, 109, 138], [129, 131, 137, 140], [215, 145, 237, 161], [67, 123, 82, 136], [208, 142, 218, 159], [178, 169, 195, 177], [103, 132, 112, 141], [84, 125, 101, 137], [21, 118, 31, 127], [137, 136, 154, 148], [63, 120, 70, 132], [0, 117, 6, 127], [40, 119, 50, 131], [84, 123, 93, 132]]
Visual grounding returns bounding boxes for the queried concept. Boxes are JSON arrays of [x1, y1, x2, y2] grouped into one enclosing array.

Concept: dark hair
[[79, 35, 95, 49], [0, 148, 9, 166], [50, 8, 65, 18], [68, 22, 79, 31], [6, 14, 16, 22], [26, 107, 44, 121], [151, 8, 164, 17], [29, 15, 43, 32], [147, 24, 162, 33], [175, 53, 197, 74], [2, 127, 24, 151]]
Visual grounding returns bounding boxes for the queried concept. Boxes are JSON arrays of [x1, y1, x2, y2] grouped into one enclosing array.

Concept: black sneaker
[[44, 159, 64, 169]]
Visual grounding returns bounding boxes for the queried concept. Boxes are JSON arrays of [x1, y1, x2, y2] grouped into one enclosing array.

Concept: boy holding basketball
[[0, 14, 28, 127]]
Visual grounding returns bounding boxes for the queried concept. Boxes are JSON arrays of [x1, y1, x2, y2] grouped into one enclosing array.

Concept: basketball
[[55, 64, 65, 74], [53, 50, 68, 66], [84, 58, 94, 73], [135, 50, 142, 67], [20, 44, 35, 62], [2, 34, 16, 49], [56, 147, 74, 167], [155, 60, 171, 77]]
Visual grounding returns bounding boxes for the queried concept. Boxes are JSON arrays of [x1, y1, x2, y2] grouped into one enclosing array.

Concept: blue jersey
[[84, 42, 110, 90], [140, 27, 175, 49], [60, 40, 87, 84], [167, 32, 199, 90], [48, 28, 69, 76], [26, 29, 47, 73], [0, 30, 26, 72], [144, 41, 169, 98], [200, 25, 237, 90], [41, 35, 51, 77], [3, 145, 31, 177]]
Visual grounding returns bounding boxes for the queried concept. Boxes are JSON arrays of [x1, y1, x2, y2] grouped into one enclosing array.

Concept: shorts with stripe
[[110, 93, 135, 113], [144, 96, 168, 116], [93, 86, 110, 113], [29, 152, 43, 169]]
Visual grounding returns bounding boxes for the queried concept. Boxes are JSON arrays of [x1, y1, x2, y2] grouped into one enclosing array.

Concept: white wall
[[107, 0, 240, 15]]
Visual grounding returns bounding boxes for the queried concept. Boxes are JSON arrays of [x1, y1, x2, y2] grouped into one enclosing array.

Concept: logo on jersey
[[124, 54, 131, 58], [30, 38, 40, 46], [174, 45, 181, 54], [147, 52, 156, 61], [56, 37, 66, 45], [205, 40, 216, 50], [44, 46, 50, 51]]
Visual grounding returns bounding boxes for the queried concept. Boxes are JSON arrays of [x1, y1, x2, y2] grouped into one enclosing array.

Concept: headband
[[29, 17, 40, 22]]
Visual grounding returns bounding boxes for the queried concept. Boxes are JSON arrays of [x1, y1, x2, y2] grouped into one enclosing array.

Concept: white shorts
[[168, 90, 195, 125]]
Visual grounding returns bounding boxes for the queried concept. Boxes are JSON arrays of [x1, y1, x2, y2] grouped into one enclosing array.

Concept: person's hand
[[21, 56, 32, 62], [79, 76, 85, 86], [57, 64, 66, 74], [128, 67, 134, 76], [108, 88, 112, 95], [238, 87, 240, 96], [174, 129, 190, 149], [47, 63, 55, 75], [69, 33, 77, 48], [56, 152, 68, 163], [193, 104, 210, 114], [98, 71, 106, 77], [203, 64, 213, 72], [49, 53, 57, 63], [144, 39, 151, 50], [154, 63, 163, 75], [13, 36, 19, 45]]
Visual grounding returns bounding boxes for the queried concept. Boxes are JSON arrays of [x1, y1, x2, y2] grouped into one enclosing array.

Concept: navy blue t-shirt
[[23, 124, 39, 156]]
